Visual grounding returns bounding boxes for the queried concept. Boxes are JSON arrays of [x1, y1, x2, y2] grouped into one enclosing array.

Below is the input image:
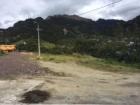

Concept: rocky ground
[[0, 52, 140, 104]]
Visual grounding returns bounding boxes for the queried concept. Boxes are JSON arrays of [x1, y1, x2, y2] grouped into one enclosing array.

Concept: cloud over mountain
[[0, 0, 140, 28]]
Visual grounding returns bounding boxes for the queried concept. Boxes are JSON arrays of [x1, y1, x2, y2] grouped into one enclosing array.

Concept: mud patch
[[120, 82, 140, 87], [20, 90, 51, 103], [98, 80, 109, 83], [130, 95, 138, 98], [44, 67, 73, 77], [45, 79, 55, 84]]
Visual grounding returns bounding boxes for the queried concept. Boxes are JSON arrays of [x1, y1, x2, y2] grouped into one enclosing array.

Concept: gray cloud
[[87, 0, 140, 20], [40, 0, 93, 17], [0, 0, 140, 28]]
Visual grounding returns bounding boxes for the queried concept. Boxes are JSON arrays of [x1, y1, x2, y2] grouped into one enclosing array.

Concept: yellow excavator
[[0, 45, 16, 53]]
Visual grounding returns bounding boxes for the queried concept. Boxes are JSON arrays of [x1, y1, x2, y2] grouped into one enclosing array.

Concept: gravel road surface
[[0, 52, 45, 79]]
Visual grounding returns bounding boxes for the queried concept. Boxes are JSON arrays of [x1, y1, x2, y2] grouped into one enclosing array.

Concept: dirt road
[[39, 61, 140, 104], [0, 53, 140, 104], [0, 52, 46, 79]]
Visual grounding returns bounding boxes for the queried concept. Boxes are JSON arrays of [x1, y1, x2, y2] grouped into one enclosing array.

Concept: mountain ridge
[[0, 14, 139, 43]]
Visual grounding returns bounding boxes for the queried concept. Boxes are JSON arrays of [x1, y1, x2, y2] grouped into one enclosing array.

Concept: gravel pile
[[0, 52, 46, 78]]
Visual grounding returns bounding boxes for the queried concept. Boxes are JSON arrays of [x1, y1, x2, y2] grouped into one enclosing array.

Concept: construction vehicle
[[0, 45, 16, 53]]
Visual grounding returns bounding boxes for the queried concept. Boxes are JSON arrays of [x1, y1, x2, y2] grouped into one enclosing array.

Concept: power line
[[78, 0, 123, 16]]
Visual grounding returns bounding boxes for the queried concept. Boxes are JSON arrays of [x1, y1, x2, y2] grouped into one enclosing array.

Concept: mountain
[[0, 14, 140, 63], [0, 14, 139, 43]]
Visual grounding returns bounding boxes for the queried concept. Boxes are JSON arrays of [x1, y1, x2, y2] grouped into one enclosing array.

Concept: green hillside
[[0, 15, 140, 63]]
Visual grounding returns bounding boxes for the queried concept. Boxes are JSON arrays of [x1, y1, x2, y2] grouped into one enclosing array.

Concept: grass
[[40, 53, 140, 73], [41, 53, 82, 63], [0, 52, 5, 57]]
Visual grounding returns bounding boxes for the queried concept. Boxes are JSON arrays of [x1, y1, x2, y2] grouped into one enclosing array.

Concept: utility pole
[[34, 22, 41, 57], [0, 31, 3, 43]]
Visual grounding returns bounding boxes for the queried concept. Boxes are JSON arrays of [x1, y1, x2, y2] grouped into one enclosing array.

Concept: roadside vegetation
[[17, 37, 140, 73], [40, 53, 140, 73], [0, 51, 4, 56]]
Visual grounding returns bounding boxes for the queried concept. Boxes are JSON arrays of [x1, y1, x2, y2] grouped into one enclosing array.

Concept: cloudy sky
[[0, 0, 140, 28]]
